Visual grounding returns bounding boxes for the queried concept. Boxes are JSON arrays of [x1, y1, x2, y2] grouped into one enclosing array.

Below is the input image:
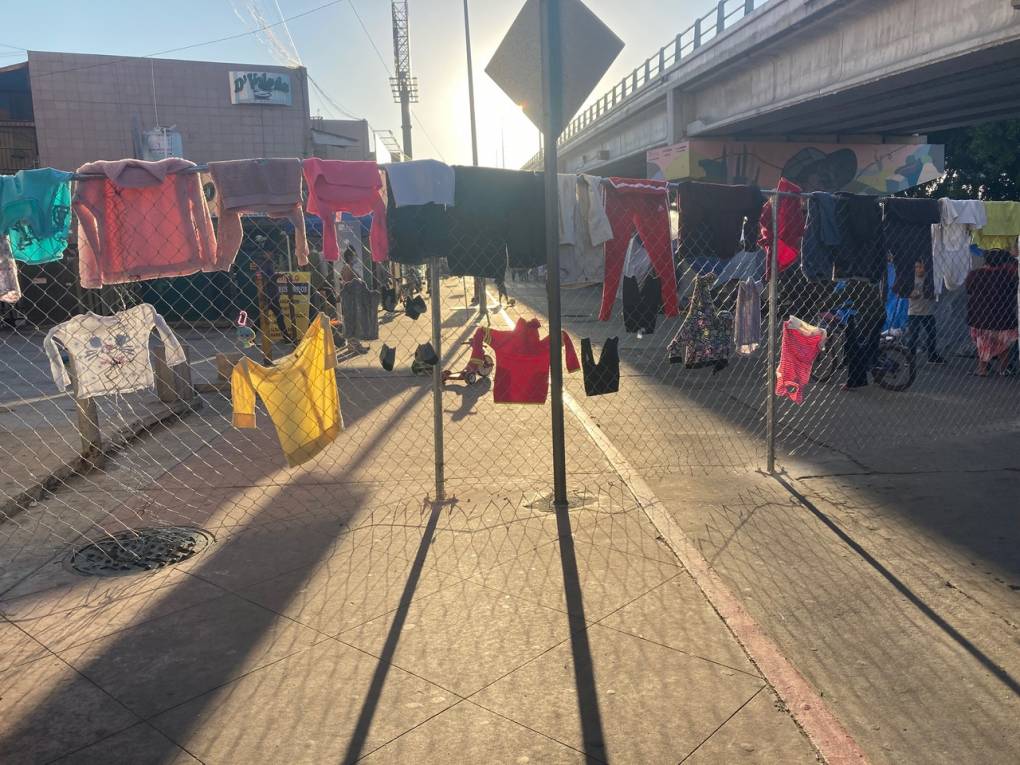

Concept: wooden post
[[254, 270, 273, 364], [68, 360, 103, 469], [153, 342, 195, 404]]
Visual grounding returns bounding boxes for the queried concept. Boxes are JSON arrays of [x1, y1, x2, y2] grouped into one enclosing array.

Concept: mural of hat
[[781, 147, 858, 192]]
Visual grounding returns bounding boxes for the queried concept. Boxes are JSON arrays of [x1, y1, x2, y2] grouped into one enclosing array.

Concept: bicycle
[[811, 307, 916, 392]]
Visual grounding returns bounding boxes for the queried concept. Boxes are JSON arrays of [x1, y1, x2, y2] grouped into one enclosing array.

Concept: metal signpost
[[487, 0, 623, 508]]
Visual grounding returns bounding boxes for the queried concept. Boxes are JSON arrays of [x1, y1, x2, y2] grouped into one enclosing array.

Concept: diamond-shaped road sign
[[485, 0, 624, 137]]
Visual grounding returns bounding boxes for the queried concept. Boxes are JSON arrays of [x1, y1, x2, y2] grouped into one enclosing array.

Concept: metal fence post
[[540, 0, 568, 509], [766, 191, 779, 474], [430, 258, 445, 500], [717, 1, 726, 34]]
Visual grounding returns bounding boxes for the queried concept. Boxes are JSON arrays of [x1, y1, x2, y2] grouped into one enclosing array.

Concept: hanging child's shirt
[[775, 316, 827, 404], [73, 158, 219, 288], [231, 314, 341, 467], [972, 201, 1020, 251], [208, 158, 308, 269], [470, 318, 579, 404], [734, 278, 761, 355], [932, 198, 985, 296], [43, 303, 186, 399], [303, 158, 388, 263], [0, 168, 73, 264], [580, 337, 619, 396], [668, 273, 732, 371], [758, 177, 804, 276], [559, 174, 613, 288]]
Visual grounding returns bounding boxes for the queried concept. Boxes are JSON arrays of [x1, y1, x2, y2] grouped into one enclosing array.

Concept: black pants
[[622, 275, 660, 334], [846, 314, 881, 388], [906, 315, 937, 359]]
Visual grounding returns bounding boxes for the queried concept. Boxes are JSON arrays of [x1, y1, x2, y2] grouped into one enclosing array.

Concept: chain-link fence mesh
[[0, 166, 1018, 761], [2, 175, 1019, 569]]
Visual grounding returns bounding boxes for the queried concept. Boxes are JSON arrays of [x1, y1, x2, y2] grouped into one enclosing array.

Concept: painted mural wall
[[647, 139, 945, 194]]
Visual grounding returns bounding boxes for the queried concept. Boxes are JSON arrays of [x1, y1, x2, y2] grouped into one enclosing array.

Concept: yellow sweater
[[972, 201, 1020, 251], [231, 314, 341, 467]]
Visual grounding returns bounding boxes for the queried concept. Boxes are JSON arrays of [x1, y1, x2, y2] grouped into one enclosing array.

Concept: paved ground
[[1, 273, 1017, 763], [501, 279, 1020, 765], [0, 280, 818, 764]]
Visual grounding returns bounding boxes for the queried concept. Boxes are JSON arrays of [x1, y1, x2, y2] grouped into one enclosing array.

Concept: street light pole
[[462, 0, 487, 317]]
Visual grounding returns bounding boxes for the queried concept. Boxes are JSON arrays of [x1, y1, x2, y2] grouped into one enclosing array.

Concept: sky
[[0, 0, 709, 169]]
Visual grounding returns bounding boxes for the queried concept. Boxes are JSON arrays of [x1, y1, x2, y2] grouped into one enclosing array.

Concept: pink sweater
[[73, 158, 219, 288], [303, 158, 388, 262]]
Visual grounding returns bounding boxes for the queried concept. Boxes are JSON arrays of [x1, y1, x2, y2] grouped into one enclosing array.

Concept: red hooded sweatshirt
[[471, 318, 580, 404]]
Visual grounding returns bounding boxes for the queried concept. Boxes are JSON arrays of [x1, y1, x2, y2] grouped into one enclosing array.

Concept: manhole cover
[[67, 526, 213, 577]]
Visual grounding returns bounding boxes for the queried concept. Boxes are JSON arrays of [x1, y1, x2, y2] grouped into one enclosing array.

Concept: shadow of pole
[[341, 498, 445, 765], [555, 505, 608, 763], [773, 473, 1020, 699]]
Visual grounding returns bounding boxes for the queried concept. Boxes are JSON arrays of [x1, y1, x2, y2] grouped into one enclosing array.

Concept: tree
[[920, 120, 1020, 200]]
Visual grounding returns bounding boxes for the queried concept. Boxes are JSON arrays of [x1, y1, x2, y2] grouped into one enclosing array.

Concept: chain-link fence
[[1, 171, 1018, 571], [1, 162, 1019, 761]]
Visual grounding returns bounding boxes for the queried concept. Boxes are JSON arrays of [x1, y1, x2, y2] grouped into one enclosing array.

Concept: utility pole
[[462, 0, 487, 316], [390, 0, 417, 160], [391, 1, 443, 499]]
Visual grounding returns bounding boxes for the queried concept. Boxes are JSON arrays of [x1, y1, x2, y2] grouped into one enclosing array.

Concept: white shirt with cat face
[[43, 303, 185, 399]]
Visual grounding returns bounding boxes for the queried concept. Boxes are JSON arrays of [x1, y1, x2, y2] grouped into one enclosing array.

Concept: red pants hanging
[[599, 178, 678, 321]]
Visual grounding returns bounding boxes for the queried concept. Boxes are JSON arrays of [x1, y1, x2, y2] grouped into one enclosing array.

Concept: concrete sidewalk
[[0, 278, 817, 764]]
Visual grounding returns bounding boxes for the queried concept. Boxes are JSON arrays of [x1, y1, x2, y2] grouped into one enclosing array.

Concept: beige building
[[1, 51, 373, 173]]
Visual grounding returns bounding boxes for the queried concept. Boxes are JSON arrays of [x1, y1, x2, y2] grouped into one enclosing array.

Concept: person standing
[[844, 280, 886, 390], [965, 249, 1019, 376], [906, 260, 944, 363]]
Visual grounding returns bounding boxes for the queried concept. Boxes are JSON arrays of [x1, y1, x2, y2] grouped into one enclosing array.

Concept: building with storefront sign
[[0, 50, 379, 174], [0, 51, 375, 327]]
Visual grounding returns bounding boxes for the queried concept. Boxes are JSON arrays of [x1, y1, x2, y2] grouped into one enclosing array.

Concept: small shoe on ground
[[415, 342, 439, 366], [405, 295, 427, 320]]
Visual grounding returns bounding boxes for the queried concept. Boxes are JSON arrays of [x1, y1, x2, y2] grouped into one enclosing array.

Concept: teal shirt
[[0, 168, 73, 264]]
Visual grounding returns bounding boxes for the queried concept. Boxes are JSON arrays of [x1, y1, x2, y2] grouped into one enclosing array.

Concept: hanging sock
[[734, 279, 762, 355], [581, 337, 620, 396], [379, 344, 396, 371]]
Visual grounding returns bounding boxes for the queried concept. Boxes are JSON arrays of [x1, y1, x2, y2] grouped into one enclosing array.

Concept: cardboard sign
[[260, 272, 310, 342]]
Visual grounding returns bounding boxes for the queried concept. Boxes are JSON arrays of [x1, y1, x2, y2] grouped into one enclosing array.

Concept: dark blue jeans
[[906, 315, 938, 359]]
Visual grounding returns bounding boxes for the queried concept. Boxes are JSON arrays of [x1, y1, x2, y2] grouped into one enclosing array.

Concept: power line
[[307, 74, 359, 120], [21, 0, 350, 80]]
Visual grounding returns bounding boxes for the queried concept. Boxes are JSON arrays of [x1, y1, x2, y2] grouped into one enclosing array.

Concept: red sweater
[[760, 177, 805, 276], [303, 158, 388, 263], [471, 318, 579, 404]]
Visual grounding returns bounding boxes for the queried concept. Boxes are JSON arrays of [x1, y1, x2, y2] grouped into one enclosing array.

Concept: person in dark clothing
[[844, 281, 886, 389], [256, 250, 296, 345], [965, 249, 1019, 376]]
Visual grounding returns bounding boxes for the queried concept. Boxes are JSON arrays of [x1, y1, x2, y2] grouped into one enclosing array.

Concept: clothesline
[[71, 164, 208, 181]]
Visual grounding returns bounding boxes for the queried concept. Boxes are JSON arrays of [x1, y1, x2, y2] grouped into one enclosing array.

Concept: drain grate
[[67, 526, 213, 577]]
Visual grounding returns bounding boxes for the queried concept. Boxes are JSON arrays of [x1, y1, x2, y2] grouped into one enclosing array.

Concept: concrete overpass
[[526, 0, 1020, 178]]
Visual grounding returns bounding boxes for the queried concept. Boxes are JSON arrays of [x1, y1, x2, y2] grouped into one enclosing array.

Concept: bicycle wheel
[[874, 344, 916, 391]]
